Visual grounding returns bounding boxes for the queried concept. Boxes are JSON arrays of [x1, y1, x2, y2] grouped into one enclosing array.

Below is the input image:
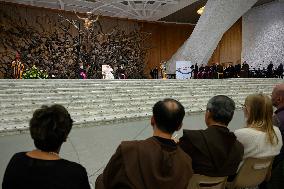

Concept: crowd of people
[[191, 61, 284, 79], [149, 61, 283, 80], [2, 84, 284, 189]]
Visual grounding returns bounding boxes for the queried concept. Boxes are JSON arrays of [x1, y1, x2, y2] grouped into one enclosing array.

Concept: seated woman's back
[[235, 126, 282, 159], [235, 94, 283, 162], [3, 152, 89, 189], [2, 105, 90, 189]]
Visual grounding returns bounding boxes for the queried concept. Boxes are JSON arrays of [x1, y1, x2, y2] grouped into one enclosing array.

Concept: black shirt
[[2, 152, 91, 189]]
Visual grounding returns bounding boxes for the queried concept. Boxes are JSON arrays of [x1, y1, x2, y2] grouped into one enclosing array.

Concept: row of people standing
[[3, 85, 284, 188], [192, 61, 284, 79], [150, 64, 166, 79], [149, 67, 160, 79], [266, 61, 284, 78], [192, 62, 248, 79]]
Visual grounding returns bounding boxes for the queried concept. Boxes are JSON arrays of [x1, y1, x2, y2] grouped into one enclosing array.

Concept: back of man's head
[[206, 95, 235, 126], [152, 99, 185, 134]]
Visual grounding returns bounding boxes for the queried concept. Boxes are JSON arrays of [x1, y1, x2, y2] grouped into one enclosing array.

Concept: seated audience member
[[272, 84, 284, 164], [96, 99, 193, 189], [260, 88, 284, 189], [2, 105, 91, 189], [179, 95, 244, 177], [266, 160, 284, 189], [234, 94, 282, 166]]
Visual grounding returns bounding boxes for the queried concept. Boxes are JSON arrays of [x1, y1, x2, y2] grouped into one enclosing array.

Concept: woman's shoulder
[[11, 152, 86, 173], [10, 151, 86, 166], [273, 126, 282, 137], [12, 151, 27, 157], [235, 127, 267, 134], [234, 127, 255, 135], [9, 152, 28, 162], [234, 127, 264, 140], [59, 159, 87, 173], [273, 126, 281, 132]]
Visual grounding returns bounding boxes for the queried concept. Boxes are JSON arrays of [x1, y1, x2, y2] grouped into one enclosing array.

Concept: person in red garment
[[11, 52, 25, 79]]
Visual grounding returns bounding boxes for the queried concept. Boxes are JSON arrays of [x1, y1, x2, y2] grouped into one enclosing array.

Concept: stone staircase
[[0, 79, 282, 134]]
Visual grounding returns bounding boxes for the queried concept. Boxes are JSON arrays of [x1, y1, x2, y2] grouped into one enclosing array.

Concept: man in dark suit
[[179, 95, 244, 177], [216, 63, 224, 79], [194, 63, 199, 79], [277, 63, 283, 79], [235, 63, 241, 77], [259, 84, 284, 189], [271, 84, 284, 165], [267, 61, 274, 78], [241, 61, 250, 78], [153, 66, 159, 79]]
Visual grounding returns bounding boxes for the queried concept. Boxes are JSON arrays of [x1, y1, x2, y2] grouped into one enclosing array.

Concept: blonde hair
[[245, 94, 278, 145]]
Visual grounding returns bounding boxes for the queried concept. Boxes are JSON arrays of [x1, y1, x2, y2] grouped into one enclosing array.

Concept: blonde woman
[[235, 94, 282, 163]]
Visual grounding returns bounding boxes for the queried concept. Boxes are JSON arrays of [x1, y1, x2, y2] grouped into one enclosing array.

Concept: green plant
[[22, 65, 48, 79]]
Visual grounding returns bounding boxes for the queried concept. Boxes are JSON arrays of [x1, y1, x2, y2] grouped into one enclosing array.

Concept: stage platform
[[0, 78, 282, 135]]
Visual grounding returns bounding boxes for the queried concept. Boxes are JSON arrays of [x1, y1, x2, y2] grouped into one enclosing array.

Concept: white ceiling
[[2, 0, 198, 21]]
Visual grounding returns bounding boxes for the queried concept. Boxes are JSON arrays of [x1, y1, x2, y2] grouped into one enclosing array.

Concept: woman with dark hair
[[2, 105, 91, 189]]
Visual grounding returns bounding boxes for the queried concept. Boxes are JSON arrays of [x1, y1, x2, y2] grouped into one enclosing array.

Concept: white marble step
[[0, 85, 249, 95], [0, 82, 279, 92], [0, 79, 282, 134], [0, 97, 211, 119], [0, 93, 248, 114], [0, 105, 209, 133]]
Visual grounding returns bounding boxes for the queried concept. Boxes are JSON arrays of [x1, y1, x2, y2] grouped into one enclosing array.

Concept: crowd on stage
[[192, 61, 284, 79], [3, 83, 284, 189], [149, 61, 284, 80]]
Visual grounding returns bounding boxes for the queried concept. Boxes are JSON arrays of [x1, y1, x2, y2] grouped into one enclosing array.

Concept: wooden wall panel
[[209, 18, 242, 66], [161, 24, 194, 61], [208, 43, 221, 65], [141, 23, 194, 76], [140, 23, 161, 76]]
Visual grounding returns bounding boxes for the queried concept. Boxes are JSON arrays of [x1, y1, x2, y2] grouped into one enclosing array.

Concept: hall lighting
[[197, 6, 205, 15]]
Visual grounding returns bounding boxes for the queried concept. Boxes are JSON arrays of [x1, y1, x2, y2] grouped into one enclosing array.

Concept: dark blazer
[[179, 126, 244, 177], [273, 107, 284, 166]]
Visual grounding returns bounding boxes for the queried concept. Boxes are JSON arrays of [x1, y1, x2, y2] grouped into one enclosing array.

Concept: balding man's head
[[272, 84, 284, 108], [152, 99, 185, 134]]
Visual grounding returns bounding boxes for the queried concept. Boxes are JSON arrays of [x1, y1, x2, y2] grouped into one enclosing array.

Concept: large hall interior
[[1, 0, 284, 189]]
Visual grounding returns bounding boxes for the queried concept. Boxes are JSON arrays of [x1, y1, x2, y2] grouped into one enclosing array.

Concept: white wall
[[167, 0, 257, 74], [242, 1, 284, 68]]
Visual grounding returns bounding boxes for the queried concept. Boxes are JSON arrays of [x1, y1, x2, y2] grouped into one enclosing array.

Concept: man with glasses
[[179, 95, 244, 177]]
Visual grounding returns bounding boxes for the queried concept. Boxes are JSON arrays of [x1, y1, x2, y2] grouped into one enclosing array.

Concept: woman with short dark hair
[[2, 104, 91, 189]]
